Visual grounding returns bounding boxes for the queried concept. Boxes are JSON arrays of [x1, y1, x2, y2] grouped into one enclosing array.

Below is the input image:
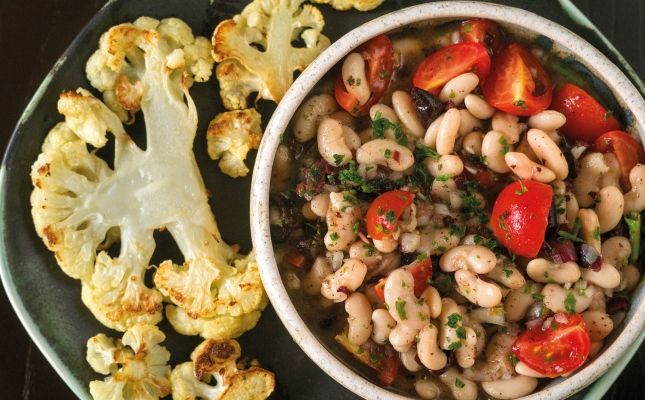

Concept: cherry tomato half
[[413, 42, 491, 95], [491, 180, 552, 258], [551, 83, 620, 143], [366, 190, 415, 240], [405, 256, 433, 297], [373, 278, 386, 303], [512, 313, 591, 377], [593, 130, 645, 189], [335, 34, 395, 116], [459, 19, 504, 54], [482, 43, 552, 116]]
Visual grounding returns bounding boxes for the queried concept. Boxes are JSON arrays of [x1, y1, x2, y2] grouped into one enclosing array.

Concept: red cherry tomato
[[491, 180, 552, 258], [366, 190, 415, 240], [482, 43, 552, 116], [551, 83, 620, 143], [405, 257, 433, 297], [283, 249, 307, 269], [459, 19, 504, 54], [593, 131, 645, 189], [512, 313, 591, 377], [413, 42, 491, 95], [335, 34, 395, 116]]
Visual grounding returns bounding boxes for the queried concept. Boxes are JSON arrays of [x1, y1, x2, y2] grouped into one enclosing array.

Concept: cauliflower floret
[[212, 0, 330, 106], [206, 108, 262, 178], [170, 339, 274, 400], [31, 18, 266, 334], [87, 324, 171, 400], [310, 0, 384, 11], [86, 16, 214, 122], [215, 60, 272, 111]]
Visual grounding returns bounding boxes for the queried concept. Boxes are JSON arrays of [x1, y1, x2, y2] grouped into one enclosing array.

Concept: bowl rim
[[250, 2, 645, 399]]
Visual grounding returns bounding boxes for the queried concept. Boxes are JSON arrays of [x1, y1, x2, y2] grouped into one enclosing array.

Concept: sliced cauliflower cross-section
[[212, 0, 330, 107], [86, 324, 171, 400], [170, 338, 275, 400], [86, 16, 214, 123], [310, 0, 384, 11], [31, 17, 266, 335], [206, 108, 262, 178]]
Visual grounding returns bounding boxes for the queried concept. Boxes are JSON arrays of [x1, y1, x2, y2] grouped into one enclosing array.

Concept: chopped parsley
[[513, 99, 528, 111], [384, 149, 392, 159], [502, 266, 513, 278], [449, 89, 456, 99], [564, 291, 577, 313], [455, 377, 465, 388], [449, 224, 467, 238], [532, 293, 544, 302], [456, 326, 467, 340], [448, 341, 462, 351], [372, 111, 408, 146], [368, 352, 383, 365], [625, 212, 641, 264], [385, 209, 396, 224], [333, 153, 344, 166], [435, 174, 453, 182], [510, 354, 519, 367], [498, 135, 510, 155], [329, 232, 339, 241], [592, 226, 601, 241], [395, 299, 407, 320], [416, 144, 440, 160], [446, 313, 462, 328], [416, 252, 429, 262], [557, 230, 583, 243], [352, 221, 359, 234]]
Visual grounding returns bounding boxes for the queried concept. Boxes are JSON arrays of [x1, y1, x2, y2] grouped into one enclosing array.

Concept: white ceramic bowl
[[250, 2, 645, 399]]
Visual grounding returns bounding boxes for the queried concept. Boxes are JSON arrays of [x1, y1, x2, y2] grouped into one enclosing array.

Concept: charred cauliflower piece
[[310, 0, 384, 11], [212, 0, 330, 107], [30, 18, 266, 335], [86, 324, 171, 400], [206, 108, 262, 178], [170, 339, 275, 400], [86, 16, 214, 122]]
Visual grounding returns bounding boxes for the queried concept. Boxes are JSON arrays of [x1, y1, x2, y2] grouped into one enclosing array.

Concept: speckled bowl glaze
[[250, 2, 645, 399]]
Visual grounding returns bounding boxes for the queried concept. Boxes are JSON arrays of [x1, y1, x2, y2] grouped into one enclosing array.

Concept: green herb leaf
[[625, 211, 641, 264], [564, 291, 576, 313], [333, 153, 344, 166], [395, 299, 407, 320], [455, 377, 465, 388], [557, 230, 583, 243], [446, 313, 462, 328], [448, 341, 462, 351], [416, 144, 440, 160]]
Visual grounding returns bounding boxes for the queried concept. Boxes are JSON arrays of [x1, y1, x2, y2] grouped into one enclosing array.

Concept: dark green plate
[[1, 1, 642, 399]]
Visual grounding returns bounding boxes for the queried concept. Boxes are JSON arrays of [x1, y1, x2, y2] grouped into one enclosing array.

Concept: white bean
[[401, 347, 424, 372], [581, 262, 621, 289], [463, 333, 515, 382], [371, 308, 396, 344], [343, 125, 362, 151], [515, 361, 546, 378], [356, 139, 414, 171], [438, 298, 464, 349], [301, 202, 317, 220], [458, 109, 483, 136], [440, 73, 479, 104], [600, 153, 622, 189], [582, 310, 613, 341], [481, 130, 512, 173], [482, 375, 538, 399], [596, 186, 624, 233], [384, 269, 429, 329], [527, 128, 568, 180], [620, 264, 641, 292], [389, 323, 418, 353], [421, 286, 442, 319], [325, 191, 360, 251], [464, 94, 494, 120], [329, 110, 355, 128], [439, 368, 477, 400], [293, 94, 338, 142], [392, 91, 425, 138], [436, 108, 461, 155], [487, 259, 526, 289], [271, 144, 293, 192], [492, 111, 520, 144], [348, 239, 383, 270], [345, 292, 373, 345], [317, 118, 352, 167], [423, 113, 444, 148], [526, 259, 581, 284], [578, 208, 601, 253], [369, 103, 399, 124], [310, 193, 330, 218], [542, 283, 593, 313], [624, 164, 645, 213], [303, 257, 333, 295], [527, 110, 566, 132], [320, 258, 367, 302], [342, 53, 370, 105], [505, 151, 556, 182], [415, 378, 442, 400], [504, 282, 543, 322], [462, 131, 484, 155], [418, 227, 461, 255], [455, 269, 503, 307], [418, 324, 448, 370], [424, 154, 464, 178], [469, 306, 505, 326], [440, 245, 497, 274], [373, 237, 398, 254], [574, 153, 610, 207]]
